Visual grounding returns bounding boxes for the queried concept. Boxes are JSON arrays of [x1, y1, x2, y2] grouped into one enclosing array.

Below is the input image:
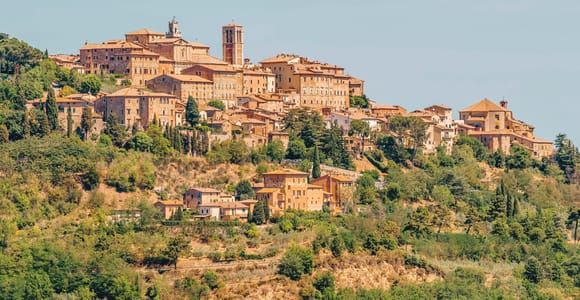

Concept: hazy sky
[[2, 0, 578, 143]]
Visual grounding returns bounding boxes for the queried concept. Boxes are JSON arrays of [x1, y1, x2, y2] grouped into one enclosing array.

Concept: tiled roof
[[155, 200, 183, 206], [126, 28, 164, 35], [461, 98, 507, 112], [263, 169, 308, 176], [80, 40, 142, 50], [158, 74, 213, 83], [107, 88, 175, 98]]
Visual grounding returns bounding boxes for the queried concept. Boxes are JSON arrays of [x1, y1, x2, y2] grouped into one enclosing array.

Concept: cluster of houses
[[154, 169, 356, 221], [44, 18, 553, 162]]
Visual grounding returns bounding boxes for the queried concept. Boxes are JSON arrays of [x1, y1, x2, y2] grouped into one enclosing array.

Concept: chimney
[[500, 100, 508, 108]]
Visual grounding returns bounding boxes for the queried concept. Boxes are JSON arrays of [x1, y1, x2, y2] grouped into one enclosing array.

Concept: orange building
[[260, 54, 353, 110], [459, 98, 553, 159], [310, 174, 355, 212], [255, 169, 329, 215], [147, 74, 214, 103], [95, 88, 183, 128], [181, 64, 243, 109]]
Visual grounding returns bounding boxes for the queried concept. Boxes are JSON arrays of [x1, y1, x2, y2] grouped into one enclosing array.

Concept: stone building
[[260, 54, 353, 110], [255, 169, 330, 215], [222, 23, 244, 66], [310, 174, 355, 212], [94, 88, 183, 128], [147, 73, 214, 103], [181, 64, 243, 108], [459, 98, 553, 159]]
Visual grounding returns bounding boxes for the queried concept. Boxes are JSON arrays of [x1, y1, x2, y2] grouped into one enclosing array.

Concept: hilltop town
[[44, 19, 557, 220], [0, 18, 579, 300]]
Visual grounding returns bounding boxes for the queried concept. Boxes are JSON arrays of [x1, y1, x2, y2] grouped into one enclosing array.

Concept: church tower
[[222, 23, 244, 66], [167, 17, 182, 38]]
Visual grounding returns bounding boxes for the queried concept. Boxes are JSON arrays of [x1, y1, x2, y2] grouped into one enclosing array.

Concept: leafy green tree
[[202, 271, 221, 290], [284, 108, 325, 148], [554, 133, 578, 183], [355, 173, 376, 204], [349, 95, 370, 108], [185, 96, 200, 127], [45, 88, 59, 130], [207, 99, 225, 110], [103, 113, 126, 147], [404, 207, 433, 237], [126, 132, 154, 152], [455, 135, 488, 161], [376, 135, 408, 164], [163, 236, 190, 269], [385, 182, 401, 201], [266, 140, 285, 163], [286, 138, 307, 159], [78, 74, 101, 95], [388, 116, 427, 158], [235, 180, 255, 200], [250, 199, 268, 225], [321, 123, 354, 169], [488, 150, 506, 168], [311, 145, 321, 179], [431, 185, 454, 206], [313, 272, 335, 292], [506, 144, 532, 169], [0, 33, 44, 74], [330, 235, 346, 257], [523, 256, 543, 283], [23, 271, 54, 300], [278, 245, 314, 280], [349, 119, 371, 155]]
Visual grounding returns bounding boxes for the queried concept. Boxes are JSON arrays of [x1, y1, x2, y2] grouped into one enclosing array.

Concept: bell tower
[[222, 23, 244, 66], [167, 17, 182, 38]]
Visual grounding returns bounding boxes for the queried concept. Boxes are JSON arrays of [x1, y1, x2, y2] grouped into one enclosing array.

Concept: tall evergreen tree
[[45, 88, 59, 130], [0, 124, 8, 143], [505, 190, 513, 219], [185, 96, 200, 127], [488, 180, 507, 221], [512, 195, 520, 218], [66, 106, 73, 138], [103, 113, 127, 147], [312, 145, 321, 179], [80, 107, 92, 141], [22, 110, 30, 138]]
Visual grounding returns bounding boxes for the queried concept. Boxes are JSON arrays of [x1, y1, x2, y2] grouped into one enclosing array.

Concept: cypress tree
[[506, 190, 513, 219], [512, 195, 520, 218], [488, 181, 507, 221], [185, 96, 200, 127], [22, 110, 30, 138], [45, 88, 59, 130], [38, 109, 50, 136], [66, 106, 73, 138], [312, 145, 321, 179], [80, 107, 93, 141], [0, 124, 8, 143]]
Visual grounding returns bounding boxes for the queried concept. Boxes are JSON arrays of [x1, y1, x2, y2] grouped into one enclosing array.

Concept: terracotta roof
[[80, 40, 142, 50], [155, 200, 183, 206], [263, 169, 308, 176], [260, 54, 300, 64], [256, 187, 282, 194], [186, 64, 241, 72], [157, 74, 213, 83], [126, 28, 164, 35], [187, 187, 220, 193], [107, 88, 175, 98], [461, 98, 507, 112]]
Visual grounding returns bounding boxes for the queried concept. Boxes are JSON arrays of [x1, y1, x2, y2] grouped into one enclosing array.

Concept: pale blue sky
[[2, 0, 579, 143]]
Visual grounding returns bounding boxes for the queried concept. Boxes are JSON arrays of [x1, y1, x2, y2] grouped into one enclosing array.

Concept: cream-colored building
[[459, 98, 553, 159], [147, 74, 214, 103], [255, 169, 329, 215], [181, 64, 243, 108], [242, 67, 276, 95], [260, 54, 353, 110], [95, 88, 183, 128]]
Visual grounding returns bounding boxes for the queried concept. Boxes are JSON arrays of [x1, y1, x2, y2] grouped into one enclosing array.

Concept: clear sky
[[2, 0, 578, 143]]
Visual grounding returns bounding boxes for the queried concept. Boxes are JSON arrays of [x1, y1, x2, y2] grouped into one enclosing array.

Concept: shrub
[[313, 272, 335, 292], [278, 245, 314, 280], [202, 271, 221, 290]]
